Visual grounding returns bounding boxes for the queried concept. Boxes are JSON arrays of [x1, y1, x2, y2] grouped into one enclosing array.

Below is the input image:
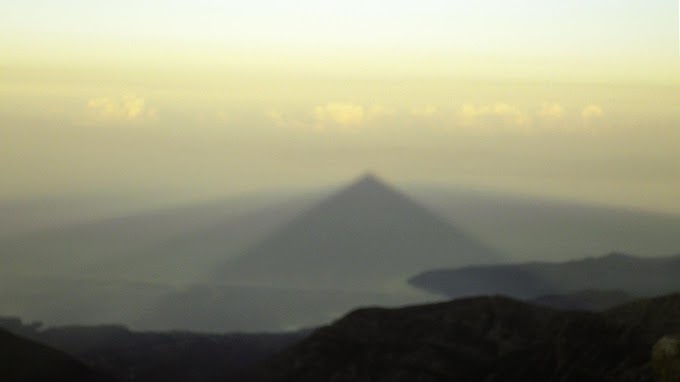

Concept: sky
[[2, 0, 680, 213]]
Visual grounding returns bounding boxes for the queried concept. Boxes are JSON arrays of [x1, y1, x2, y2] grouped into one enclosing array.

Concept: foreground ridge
[[248, 294, 680, 382]]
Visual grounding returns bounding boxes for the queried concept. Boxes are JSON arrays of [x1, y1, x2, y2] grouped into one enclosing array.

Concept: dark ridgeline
[[529, 289, 636, 311], [246, 294, 680, 382], [4, 295, 680, 381], [0, 318, 307, 382], [0, 328, 111, 382], [220, 173, 500, 289], [410, 252, 680, 299]]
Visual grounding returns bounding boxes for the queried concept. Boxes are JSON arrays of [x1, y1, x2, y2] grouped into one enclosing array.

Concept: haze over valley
[[1, 173, 679, 332], [2, 1, 680, 381]]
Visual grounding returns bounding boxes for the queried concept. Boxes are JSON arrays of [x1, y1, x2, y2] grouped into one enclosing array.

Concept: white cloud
[[268, 110, 306, 129], [458, 103, 529, 127], [270, 102, 394, 130], [367, 104, 396, 119], [537, 102, 564, 119], [216, 111, 229, 123], [411, 105, 438, 117], [581, 104, 604, 119], [87, 95, 158, 122], [313, 103, 365, 126]]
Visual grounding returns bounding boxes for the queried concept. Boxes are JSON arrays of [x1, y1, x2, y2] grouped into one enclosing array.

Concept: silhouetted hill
[[0, 328, 111, 382], [410, 252, 680, 299], [530, 289, 635, 311], [0, 318, 307, 382], [605, 293, 680, 344], [5, 295, 680, 382], [249, 295, 661, 382], [220, 174, 500, 289]]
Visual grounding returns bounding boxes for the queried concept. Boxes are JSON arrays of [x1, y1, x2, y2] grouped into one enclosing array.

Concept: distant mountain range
[[410, 252, 680, 299], [220, 173, 499, 289], [249, 294, 680, 382]]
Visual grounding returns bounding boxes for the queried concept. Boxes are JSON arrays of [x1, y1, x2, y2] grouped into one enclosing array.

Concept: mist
[[2, 1, 680, 380]]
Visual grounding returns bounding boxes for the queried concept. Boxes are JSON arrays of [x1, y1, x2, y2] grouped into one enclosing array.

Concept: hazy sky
[[2, 0, 680, 213]]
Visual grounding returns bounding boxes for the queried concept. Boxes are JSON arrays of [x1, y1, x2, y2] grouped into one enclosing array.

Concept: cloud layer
[[458, 103, 529, 127], [411, 105, 438, 117], [87, 95, 158, 122], [314, 103, 365, 126], [581, 104, 604, 119], [270, 102, 394, 130], [538, 102, 565, 119], [268, 101, 606, 133]]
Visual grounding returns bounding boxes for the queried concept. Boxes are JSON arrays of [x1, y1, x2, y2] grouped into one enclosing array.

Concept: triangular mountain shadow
[[219, 173, 502, 289]]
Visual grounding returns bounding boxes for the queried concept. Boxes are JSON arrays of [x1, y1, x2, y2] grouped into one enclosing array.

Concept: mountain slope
[[605, 293, 680, 344], [220, 174, 500, 289], [0, 328, 110, 382], [410, 252, 680, 299], [530, 289, 635, 311], [250, 295, 657, 382], [0, 318, 308, 382]]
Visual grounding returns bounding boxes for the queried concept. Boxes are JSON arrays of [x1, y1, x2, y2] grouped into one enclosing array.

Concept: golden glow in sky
[[1, 1, 680, 213]]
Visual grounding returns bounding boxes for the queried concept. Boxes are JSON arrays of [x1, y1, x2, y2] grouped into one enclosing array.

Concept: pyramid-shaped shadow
[[220, 173, 503, 290]]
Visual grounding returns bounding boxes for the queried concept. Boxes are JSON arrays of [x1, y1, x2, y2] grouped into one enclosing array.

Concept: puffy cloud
[[267, 110, 284, 127], [537, 102, 564, 119], [216, 111, 230, 123], [87, 95, 158, 122], [581, 104, 604, 119], [411, 105, 438, 117], [270, 103, 394, 130], [313, 103, 365, 126], [458, 103, 529, 127], [367, 104, 396, 118], [268, 110, 308, 130]]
